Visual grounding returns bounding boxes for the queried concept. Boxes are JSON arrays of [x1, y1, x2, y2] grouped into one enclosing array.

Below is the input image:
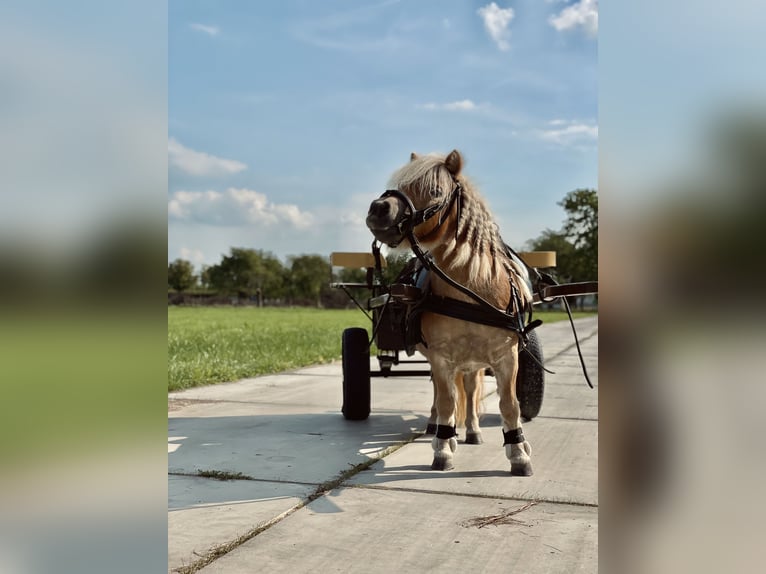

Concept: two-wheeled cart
[[330, 250, 568, 422]]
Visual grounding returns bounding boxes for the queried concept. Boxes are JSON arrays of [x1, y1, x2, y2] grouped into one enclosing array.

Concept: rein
[[373, 180, 595, 389]]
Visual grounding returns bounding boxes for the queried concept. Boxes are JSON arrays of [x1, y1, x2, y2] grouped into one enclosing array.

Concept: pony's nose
[[368, 199, 391, 220]]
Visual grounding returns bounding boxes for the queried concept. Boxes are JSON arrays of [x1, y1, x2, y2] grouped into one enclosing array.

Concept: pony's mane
[[390, 152, 531, 304], [387, 154, 454, 198]]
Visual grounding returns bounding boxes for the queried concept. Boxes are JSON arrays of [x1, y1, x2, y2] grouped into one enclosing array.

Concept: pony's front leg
[[430, 361, 458, 471], [495, 347, 533, 476], [463, 369, 484, 445], [425, 377, 438, 435]]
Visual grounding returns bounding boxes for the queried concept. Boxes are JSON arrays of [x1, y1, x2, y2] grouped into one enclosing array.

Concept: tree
[[337, 267, 366, 284], [206, 248, 286, 302], [168, 259, 196, 293], [199, 264, 212, 290], [525, 229, 578, 283], [289, 254, 331, 307], [381, 251, 414, 285], [559, 189, 598, 281]]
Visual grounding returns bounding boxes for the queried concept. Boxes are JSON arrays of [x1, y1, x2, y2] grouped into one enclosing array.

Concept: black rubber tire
[[517, 329, 544, 421], [342, 328, 371, 420]]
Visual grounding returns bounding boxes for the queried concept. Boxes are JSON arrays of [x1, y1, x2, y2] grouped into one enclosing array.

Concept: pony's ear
[[410, 152, 419, 161], [445, 149, 463, 176]]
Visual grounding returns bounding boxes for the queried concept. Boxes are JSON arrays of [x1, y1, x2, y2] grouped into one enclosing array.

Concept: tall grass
[[168, 307, 595, 392]]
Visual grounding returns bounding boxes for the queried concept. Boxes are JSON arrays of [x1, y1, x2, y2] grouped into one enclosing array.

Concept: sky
[[168, 0, 597, 268]]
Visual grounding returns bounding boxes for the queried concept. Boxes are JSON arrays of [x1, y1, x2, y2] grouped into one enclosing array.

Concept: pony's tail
[[455, 372, 467, 428], [454, 370, 484, 428]]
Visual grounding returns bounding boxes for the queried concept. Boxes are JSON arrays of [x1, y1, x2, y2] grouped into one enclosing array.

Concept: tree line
[[525, 188, 598, 284], [169, 189, 597, 307]]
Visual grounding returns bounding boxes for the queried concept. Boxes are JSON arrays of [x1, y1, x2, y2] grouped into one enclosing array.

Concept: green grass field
[[168, 306, 596, 392]]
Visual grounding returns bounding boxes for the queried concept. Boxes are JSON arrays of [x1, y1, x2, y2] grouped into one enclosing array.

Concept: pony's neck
[[425, 190, 505, 292]]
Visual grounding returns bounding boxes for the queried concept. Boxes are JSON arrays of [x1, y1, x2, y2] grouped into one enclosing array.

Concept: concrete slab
[[168, 475, 313, 573], [348, 415, 597, 506], [533, 317, 598, 358], [198, 487, 597, 574], [533, 382, 598, 420], [169, 359, 434, 414], [169, 405, 424, 483]]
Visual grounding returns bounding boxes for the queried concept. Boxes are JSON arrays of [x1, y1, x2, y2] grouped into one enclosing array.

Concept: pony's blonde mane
[[388, 154, 455, 201], [389, 152, 532, 305]]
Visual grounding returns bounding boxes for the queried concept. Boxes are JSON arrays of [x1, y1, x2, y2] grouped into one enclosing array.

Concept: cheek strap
[[503, 428, 525, 445]]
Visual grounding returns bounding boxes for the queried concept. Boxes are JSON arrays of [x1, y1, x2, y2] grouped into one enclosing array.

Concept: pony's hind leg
[[463, 369, 484, 444], [430, 361, 458, 471], [495, 350, 533, 476]]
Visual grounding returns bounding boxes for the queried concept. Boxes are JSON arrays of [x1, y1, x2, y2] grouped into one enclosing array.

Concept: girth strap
[[410, 294, 541, 338]]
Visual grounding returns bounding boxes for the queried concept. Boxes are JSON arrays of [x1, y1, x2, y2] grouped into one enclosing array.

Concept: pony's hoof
[[431, 456, 454, 471], [425, 423, 437, 435], [510, 461, 533, 476], [464, 431, 483, 445]]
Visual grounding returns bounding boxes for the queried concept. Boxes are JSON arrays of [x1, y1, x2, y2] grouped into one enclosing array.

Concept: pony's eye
[[429, 188, 443, 199]]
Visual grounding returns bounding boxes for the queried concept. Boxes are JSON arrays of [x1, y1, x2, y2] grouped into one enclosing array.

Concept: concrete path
[[168, 317, 598, 573]]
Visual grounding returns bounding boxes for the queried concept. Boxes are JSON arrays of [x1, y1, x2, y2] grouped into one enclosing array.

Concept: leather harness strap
[[534, 281, 599, 303], [435, 424, 457, 440]]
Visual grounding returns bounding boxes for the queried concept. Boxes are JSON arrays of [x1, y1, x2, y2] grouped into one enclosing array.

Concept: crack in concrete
[[344, 483, 598, 508], [168, 470, 319, 488], [171, 435, 419, 574]]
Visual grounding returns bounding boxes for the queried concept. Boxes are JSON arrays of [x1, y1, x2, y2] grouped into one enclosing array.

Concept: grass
[[168, 306, 596, 392], [2, 310, 166, 468], [168, 307, 370, 392]]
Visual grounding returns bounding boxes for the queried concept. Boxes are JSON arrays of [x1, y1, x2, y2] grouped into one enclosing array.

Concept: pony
[[366, 150, 534, 475]]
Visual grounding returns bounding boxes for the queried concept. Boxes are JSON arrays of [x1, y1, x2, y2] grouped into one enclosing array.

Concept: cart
[[330, 250, 560, 422]]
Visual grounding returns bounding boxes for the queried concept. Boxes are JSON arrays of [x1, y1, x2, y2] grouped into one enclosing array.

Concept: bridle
[[375, 180, 463, 248]]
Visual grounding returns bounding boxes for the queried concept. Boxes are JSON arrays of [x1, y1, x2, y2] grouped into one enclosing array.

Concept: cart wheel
[[342, 327, 371, 420], [517, 329, 544, 421]]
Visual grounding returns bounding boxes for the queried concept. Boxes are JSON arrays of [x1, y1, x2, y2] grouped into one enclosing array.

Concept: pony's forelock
[[387, 154, 454, 200]]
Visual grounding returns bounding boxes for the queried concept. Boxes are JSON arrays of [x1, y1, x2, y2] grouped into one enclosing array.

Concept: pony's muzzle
[[366, 197, 402, 226], [366, 196, 409, 246]]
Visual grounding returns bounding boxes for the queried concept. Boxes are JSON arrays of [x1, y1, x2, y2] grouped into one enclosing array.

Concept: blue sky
[[168, 0, 597, 267]]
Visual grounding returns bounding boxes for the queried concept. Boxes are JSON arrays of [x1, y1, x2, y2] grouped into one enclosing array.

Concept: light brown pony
[[366, 150, 534, 474]]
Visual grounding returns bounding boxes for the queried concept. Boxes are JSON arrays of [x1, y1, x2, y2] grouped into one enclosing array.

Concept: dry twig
[[460, 500, 539, 528]]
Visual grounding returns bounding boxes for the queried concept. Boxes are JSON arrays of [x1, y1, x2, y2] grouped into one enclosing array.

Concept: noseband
[[376, 182, 462, 247]]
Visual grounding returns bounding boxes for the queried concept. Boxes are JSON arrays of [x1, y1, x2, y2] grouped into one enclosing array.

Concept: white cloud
[[179, 247, 206, 266], [477, 3, 515, 52], [168, 187, 314, 228], [168, 138, 247, 176], [539, 120, 598, 145], [549, 0, 598, 37], [189, 23, 220, 37], [291, 0, 405, 52], [420, 99, 478, 111]]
